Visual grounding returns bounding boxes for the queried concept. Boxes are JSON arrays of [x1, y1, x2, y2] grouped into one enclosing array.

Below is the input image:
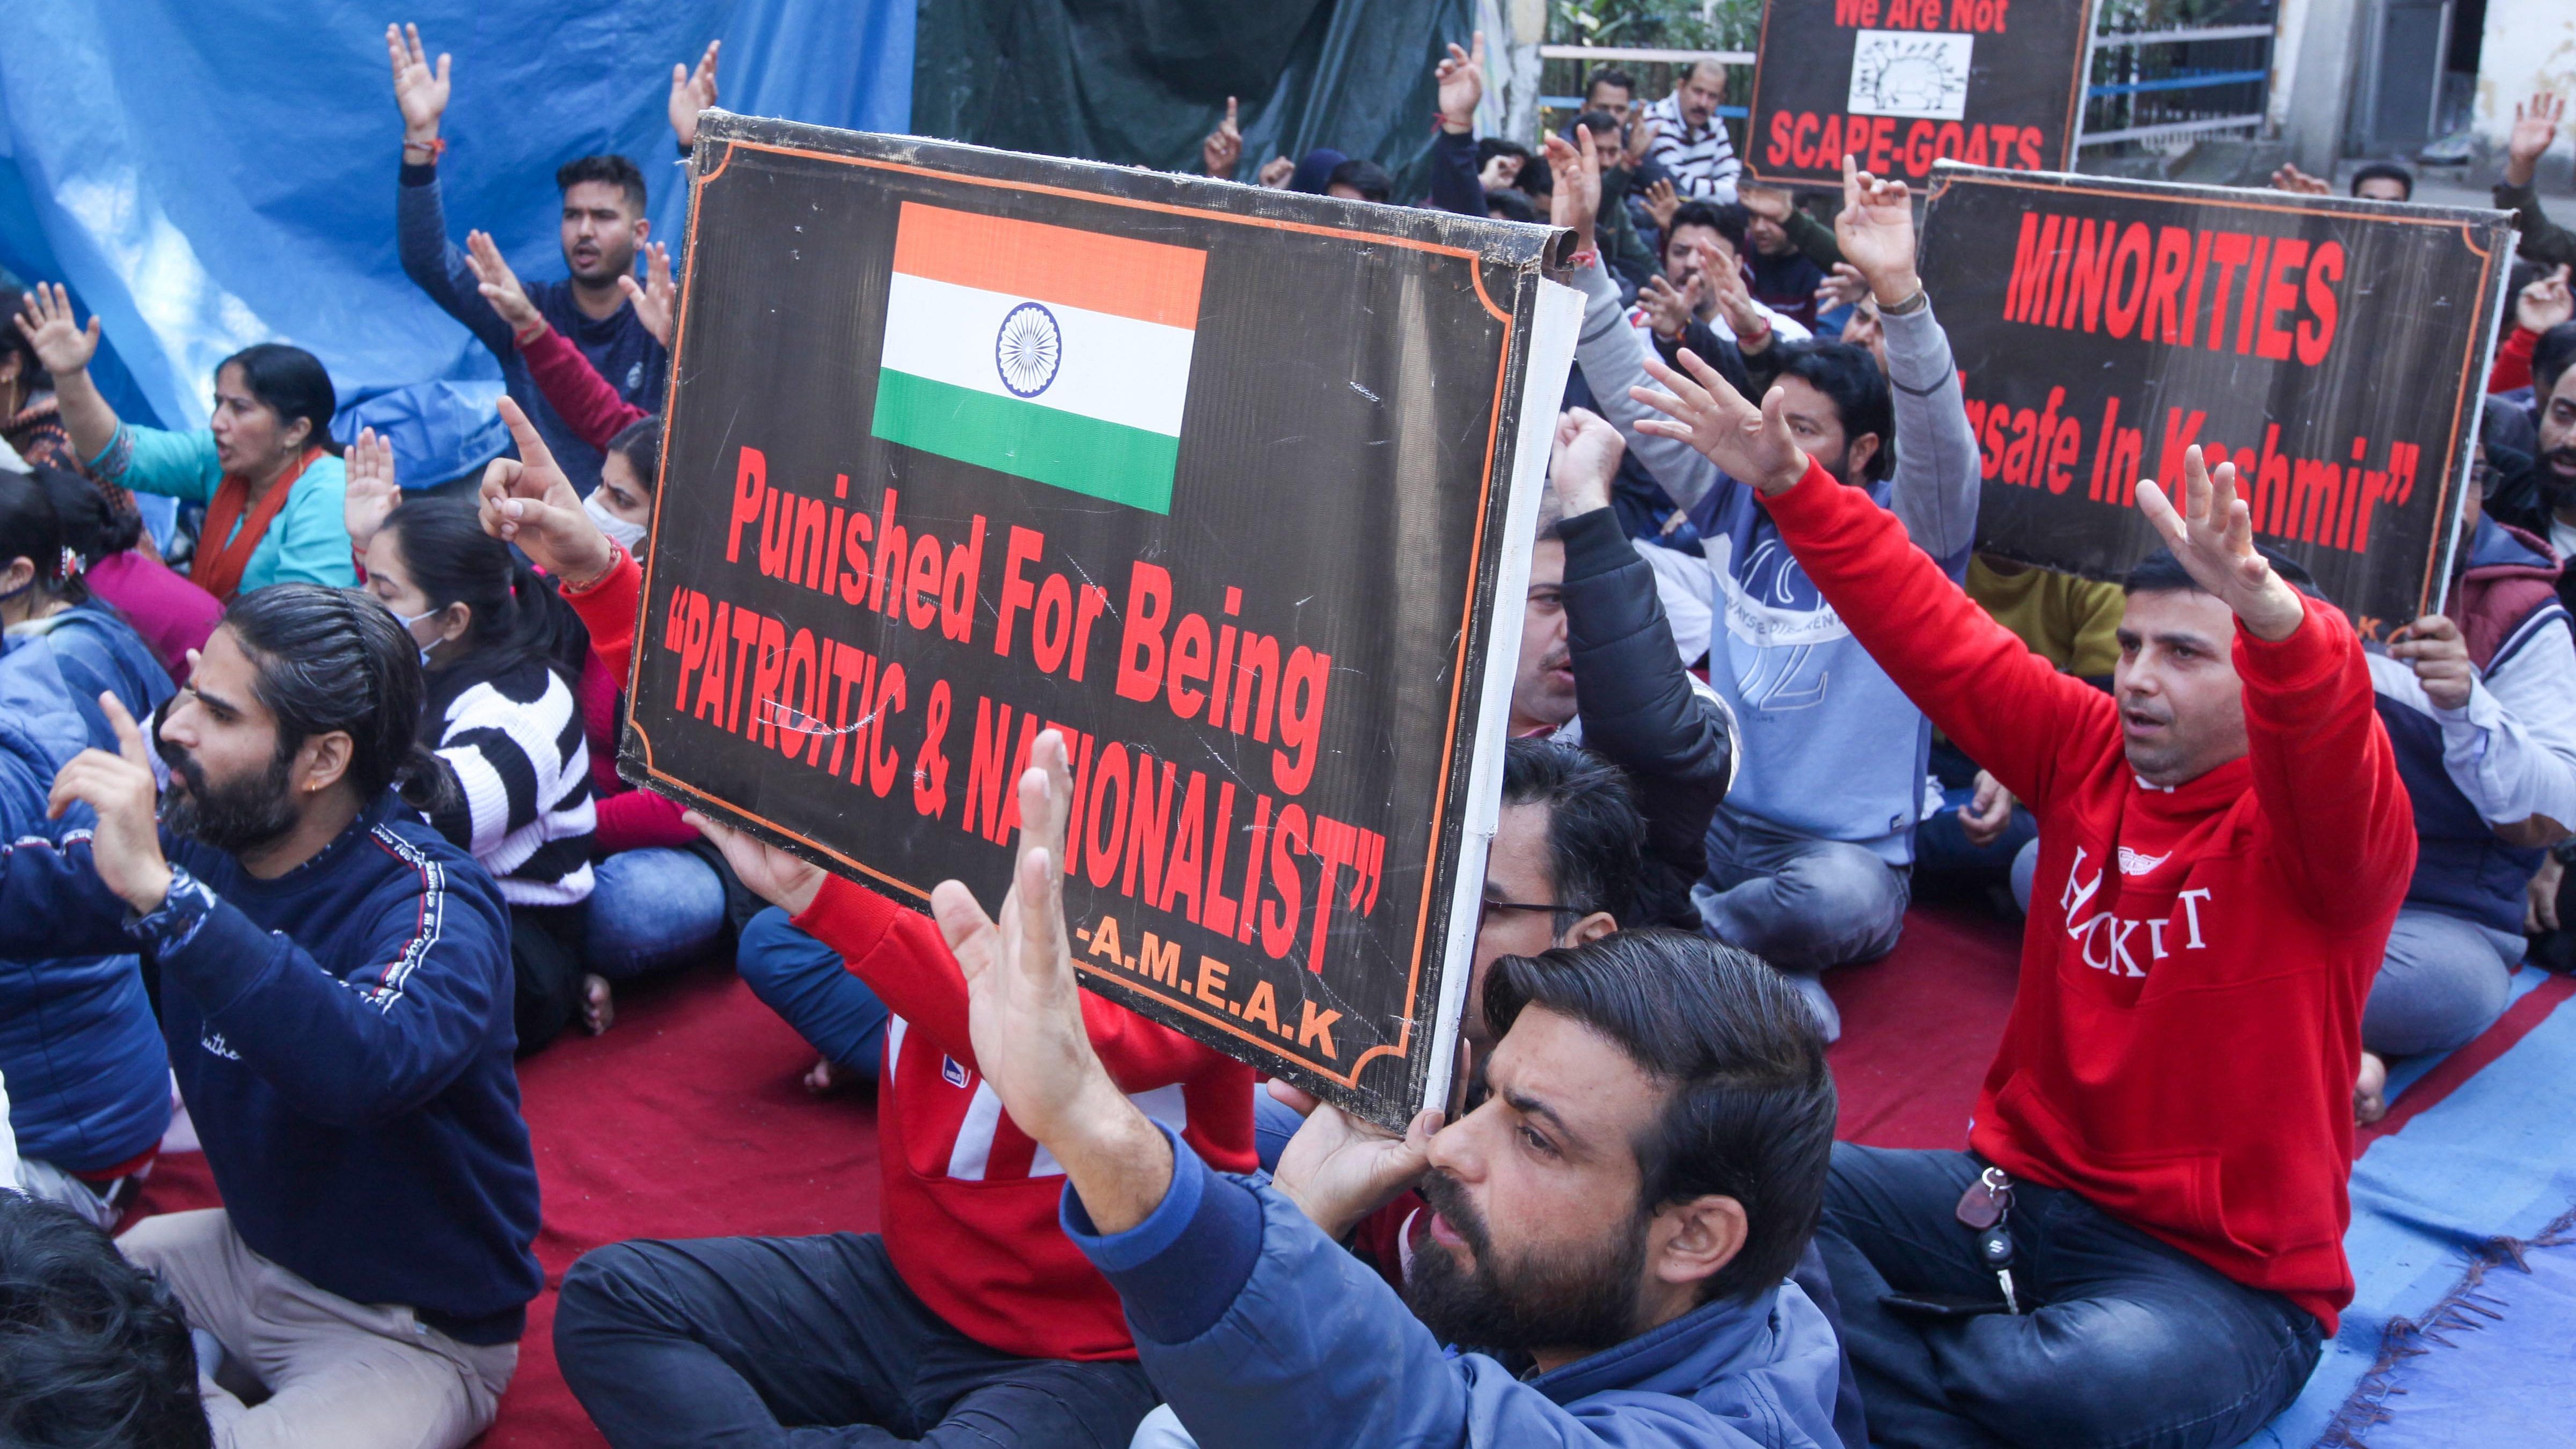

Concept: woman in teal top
[[13, 283, 353, 600]]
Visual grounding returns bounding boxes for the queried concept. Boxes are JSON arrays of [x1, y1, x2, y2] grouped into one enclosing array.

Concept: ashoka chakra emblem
[[996, 302, 1062, 398]]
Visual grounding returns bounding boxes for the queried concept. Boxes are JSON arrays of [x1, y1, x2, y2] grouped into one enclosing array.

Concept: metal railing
[[2078, 19, 2275, 150], [1535, 24, 2280, 153], [1536, 46, 1755, 127]]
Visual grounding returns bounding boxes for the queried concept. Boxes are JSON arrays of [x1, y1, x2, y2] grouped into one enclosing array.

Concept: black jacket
[[1556, 506, 1738, 929]]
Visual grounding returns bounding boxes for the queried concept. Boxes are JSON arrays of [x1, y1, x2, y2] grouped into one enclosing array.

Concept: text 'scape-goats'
[[1743, 0, 2092, 189], [1922, 163, 2516, 631], [621, 111, 1582, 1127]]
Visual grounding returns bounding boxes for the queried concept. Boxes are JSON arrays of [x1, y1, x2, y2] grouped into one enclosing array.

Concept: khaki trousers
[[118, 1208, 518, 1449]]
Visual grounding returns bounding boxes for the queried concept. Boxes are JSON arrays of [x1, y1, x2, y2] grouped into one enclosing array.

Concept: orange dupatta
[[194, 447, 321, 602]]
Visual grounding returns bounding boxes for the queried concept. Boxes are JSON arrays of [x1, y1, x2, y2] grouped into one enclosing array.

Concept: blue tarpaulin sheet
[[0, 0, 911, 445], [2237, 968, 2576, 1447]]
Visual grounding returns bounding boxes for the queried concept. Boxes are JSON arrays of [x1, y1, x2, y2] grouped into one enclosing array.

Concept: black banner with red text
[[1921, 164, 2514, 632], [623, 114, 1573, 1125], [1744, 0, 2091, 189]]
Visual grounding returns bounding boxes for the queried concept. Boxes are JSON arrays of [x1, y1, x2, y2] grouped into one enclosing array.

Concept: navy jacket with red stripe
[[0, 791, 541, 1343]]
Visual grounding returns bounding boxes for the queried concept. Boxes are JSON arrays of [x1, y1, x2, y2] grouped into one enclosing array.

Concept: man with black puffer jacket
[[1560, 145, 1983, 1040], [1510, 406, 1738, 932]]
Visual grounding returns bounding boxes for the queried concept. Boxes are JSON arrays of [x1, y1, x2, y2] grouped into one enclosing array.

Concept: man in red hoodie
[[474, 400, 1257, 1448], [1629, 330, 2412, 1448]]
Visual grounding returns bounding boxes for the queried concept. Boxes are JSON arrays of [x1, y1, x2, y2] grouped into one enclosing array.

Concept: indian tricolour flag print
[[870, 201, 1207, 514]]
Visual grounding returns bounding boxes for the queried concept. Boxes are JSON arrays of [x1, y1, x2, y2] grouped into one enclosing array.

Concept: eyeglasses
[[1478, 895, 1565, 933]]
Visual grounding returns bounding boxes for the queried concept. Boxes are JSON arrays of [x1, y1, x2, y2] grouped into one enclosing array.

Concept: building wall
[[2275, 0, 2365, 174], [2476, 0, 2574, 181]]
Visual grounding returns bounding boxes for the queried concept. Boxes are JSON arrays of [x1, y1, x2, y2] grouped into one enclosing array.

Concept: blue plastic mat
[[2329, 1208, 2576, 1448], [2238, 966, 2576, 1447]]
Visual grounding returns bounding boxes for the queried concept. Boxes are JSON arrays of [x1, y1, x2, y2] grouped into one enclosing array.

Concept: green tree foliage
[[1549, 0, 1760, 50]]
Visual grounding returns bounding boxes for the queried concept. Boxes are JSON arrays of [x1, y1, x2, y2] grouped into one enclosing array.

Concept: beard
[[2542, 448, 2576, 502], [158, 732, 299, 857], [1402, 1169, 1650, 1358]]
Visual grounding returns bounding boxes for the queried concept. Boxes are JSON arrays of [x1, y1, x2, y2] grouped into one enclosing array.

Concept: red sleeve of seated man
[[792, 872, 1247, 1094], [1759, 456, 2118, 814], [521, 323, 651, 452], [2490, 325, 2536, 395]]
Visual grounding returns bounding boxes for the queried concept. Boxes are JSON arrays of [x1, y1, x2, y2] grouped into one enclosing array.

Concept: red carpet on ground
[[129, 964, 888, 1447], [124, 899, 2029, 1444], [1823, 902, 2024, 1148]]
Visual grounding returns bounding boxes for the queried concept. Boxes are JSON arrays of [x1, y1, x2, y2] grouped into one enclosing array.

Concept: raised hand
[[1543, 127, 1601, 251], [2387, 614, 2475, 711], [1958, 771, 2014, 848], [1739, 185, 1791, 225], [1202, 96, 1243, 178], [1630, 349, 1809, 495], [932, 733, 1096, 1143], [387, 23, 450, 147], [686, 812, 825, 916], [2268, 163, 2332, 196], [669, 40, 721, 152], [2507, 92, 2565, 189], [1640, 176, 1681, 232], [1636, 270, 1700, 340], [1257, 155, 1297, 188], [1835, 154, 1921, 306], [619, 240, 676, 347], [2518, 264, 2574, 336], [13, 282, 98, 378], [1436, 32, 1485, 134], [1479, 151, 1523, 189], [930, 732, 1172, 1233], [1271, 1080, 1440, 1238], [1549, 406, 1624, 515], [2134, 445, 2307, 642], [1625, 113, 1661, 170], [343, 426, 400, 552], [1814, 261, 1869, 312], [477, 397, 616, 587], [464, 231, 543, 338], [1700, 240, 1771, 349], [47, 693, 171, 914]]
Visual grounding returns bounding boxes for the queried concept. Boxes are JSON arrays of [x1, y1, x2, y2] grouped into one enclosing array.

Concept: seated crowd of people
[[0, 26, 2572, 1449]]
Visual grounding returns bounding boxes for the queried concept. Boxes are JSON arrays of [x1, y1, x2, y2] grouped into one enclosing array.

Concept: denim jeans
[[735, 908, 892, 1081], [1697, 807, 1912, 975], [554, 1232, 1154, 1448], [586, 848, 729, 980], [1816, 1143, 2323, 1449], [1912, 789, 2039, 892], [2363, 904, 2518, 1056]]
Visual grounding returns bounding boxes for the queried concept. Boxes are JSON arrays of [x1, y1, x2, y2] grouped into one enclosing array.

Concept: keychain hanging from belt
[[1956, 1166, 2021, 1314]]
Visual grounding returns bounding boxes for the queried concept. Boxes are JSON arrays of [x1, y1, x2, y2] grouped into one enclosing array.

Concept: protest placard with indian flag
[[870, 201, 1206, 514], [636, 115, 1580, 1125]]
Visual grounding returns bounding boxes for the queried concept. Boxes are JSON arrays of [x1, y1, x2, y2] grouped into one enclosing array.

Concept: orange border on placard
[[1923, 168, 2504, 621], [627, 137, 1522, 1090], [1741, 0, 2099, 187]]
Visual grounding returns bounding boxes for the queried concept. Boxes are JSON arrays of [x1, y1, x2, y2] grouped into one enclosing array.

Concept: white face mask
[[394, 606, 443, 669], [584, 490, 648, 553]]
